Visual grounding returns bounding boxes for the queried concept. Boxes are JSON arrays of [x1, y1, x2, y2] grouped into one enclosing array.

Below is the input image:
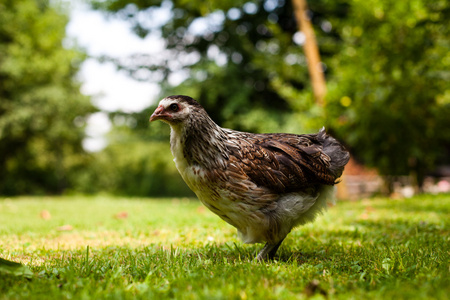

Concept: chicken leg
[[256, 238, 285, 261]]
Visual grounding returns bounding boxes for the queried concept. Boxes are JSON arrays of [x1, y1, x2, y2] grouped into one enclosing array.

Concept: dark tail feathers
[[318, 128, 350, 178]]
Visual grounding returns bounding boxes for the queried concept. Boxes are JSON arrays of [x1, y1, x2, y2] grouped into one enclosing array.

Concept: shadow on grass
[[177, 241, 348, 265]]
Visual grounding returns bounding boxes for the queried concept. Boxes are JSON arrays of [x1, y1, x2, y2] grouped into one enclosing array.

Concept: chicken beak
[[149, 105, 168, 122]]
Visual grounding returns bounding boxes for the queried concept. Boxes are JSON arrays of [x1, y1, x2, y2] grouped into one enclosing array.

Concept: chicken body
[[150, 95, 350, 260]]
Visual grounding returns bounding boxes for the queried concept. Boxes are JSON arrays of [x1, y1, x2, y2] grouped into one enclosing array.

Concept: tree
[[292, 0, 326, 105], [92, 0, 347, 133], [0, 0, 96, 194], [326, 0, 450, 191]]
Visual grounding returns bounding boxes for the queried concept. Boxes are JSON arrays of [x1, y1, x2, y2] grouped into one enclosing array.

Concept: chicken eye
[[169, 103, 179, 112]]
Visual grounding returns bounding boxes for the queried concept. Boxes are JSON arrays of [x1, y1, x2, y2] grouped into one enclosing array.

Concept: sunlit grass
[[1, 194, 449, 299]]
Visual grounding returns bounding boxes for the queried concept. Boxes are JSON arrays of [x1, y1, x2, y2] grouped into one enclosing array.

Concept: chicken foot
[[256, 238, 285, 261]]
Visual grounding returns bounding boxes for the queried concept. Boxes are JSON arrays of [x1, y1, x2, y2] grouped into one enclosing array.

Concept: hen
[[150, 95, 350, 260]]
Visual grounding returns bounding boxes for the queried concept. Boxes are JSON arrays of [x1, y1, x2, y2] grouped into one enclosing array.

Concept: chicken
[[150, 95, 350, 260]]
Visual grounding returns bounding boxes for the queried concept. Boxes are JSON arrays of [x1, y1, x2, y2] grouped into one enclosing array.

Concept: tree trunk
[[292, 0, 326, 105], [410, 158, 425, 194]]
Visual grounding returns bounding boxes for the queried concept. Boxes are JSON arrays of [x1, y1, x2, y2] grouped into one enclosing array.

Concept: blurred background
[[1, 0, 449, 199]]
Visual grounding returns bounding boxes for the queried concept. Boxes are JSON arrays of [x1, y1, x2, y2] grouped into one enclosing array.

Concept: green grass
[[0, 194, 449, 300]]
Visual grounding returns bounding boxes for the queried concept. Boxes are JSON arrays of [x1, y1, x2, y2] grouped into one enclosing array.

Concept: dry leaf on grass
[[40, 210, 51, 220], [114, 211, 128, 219], [57, 225, 73, 231]]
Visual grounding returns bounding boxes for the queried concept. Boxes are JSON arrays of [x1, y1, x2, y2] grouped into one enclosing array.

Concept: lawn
[[0, 194, 449, 299]]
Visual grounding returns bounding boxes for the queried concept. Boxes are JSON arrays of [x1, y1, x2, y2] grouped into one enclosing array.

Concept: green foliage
[[0, 0, 96, 194], [70, 110, 193, 196], [326, 0, 450, 187], [81, 140, 194, 197], [92, 0, 341, 133], [1, 194, 449, 299]]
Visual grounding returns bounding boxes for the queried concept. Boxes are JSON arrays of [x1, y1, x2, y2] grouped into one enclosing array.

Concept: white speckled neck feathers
[[169, 109, 229, 171]]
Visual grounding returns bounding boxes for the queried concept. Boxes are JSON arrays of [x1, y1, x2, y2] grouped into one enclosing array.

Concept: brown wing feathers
[[226, 133, 338, 193]]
